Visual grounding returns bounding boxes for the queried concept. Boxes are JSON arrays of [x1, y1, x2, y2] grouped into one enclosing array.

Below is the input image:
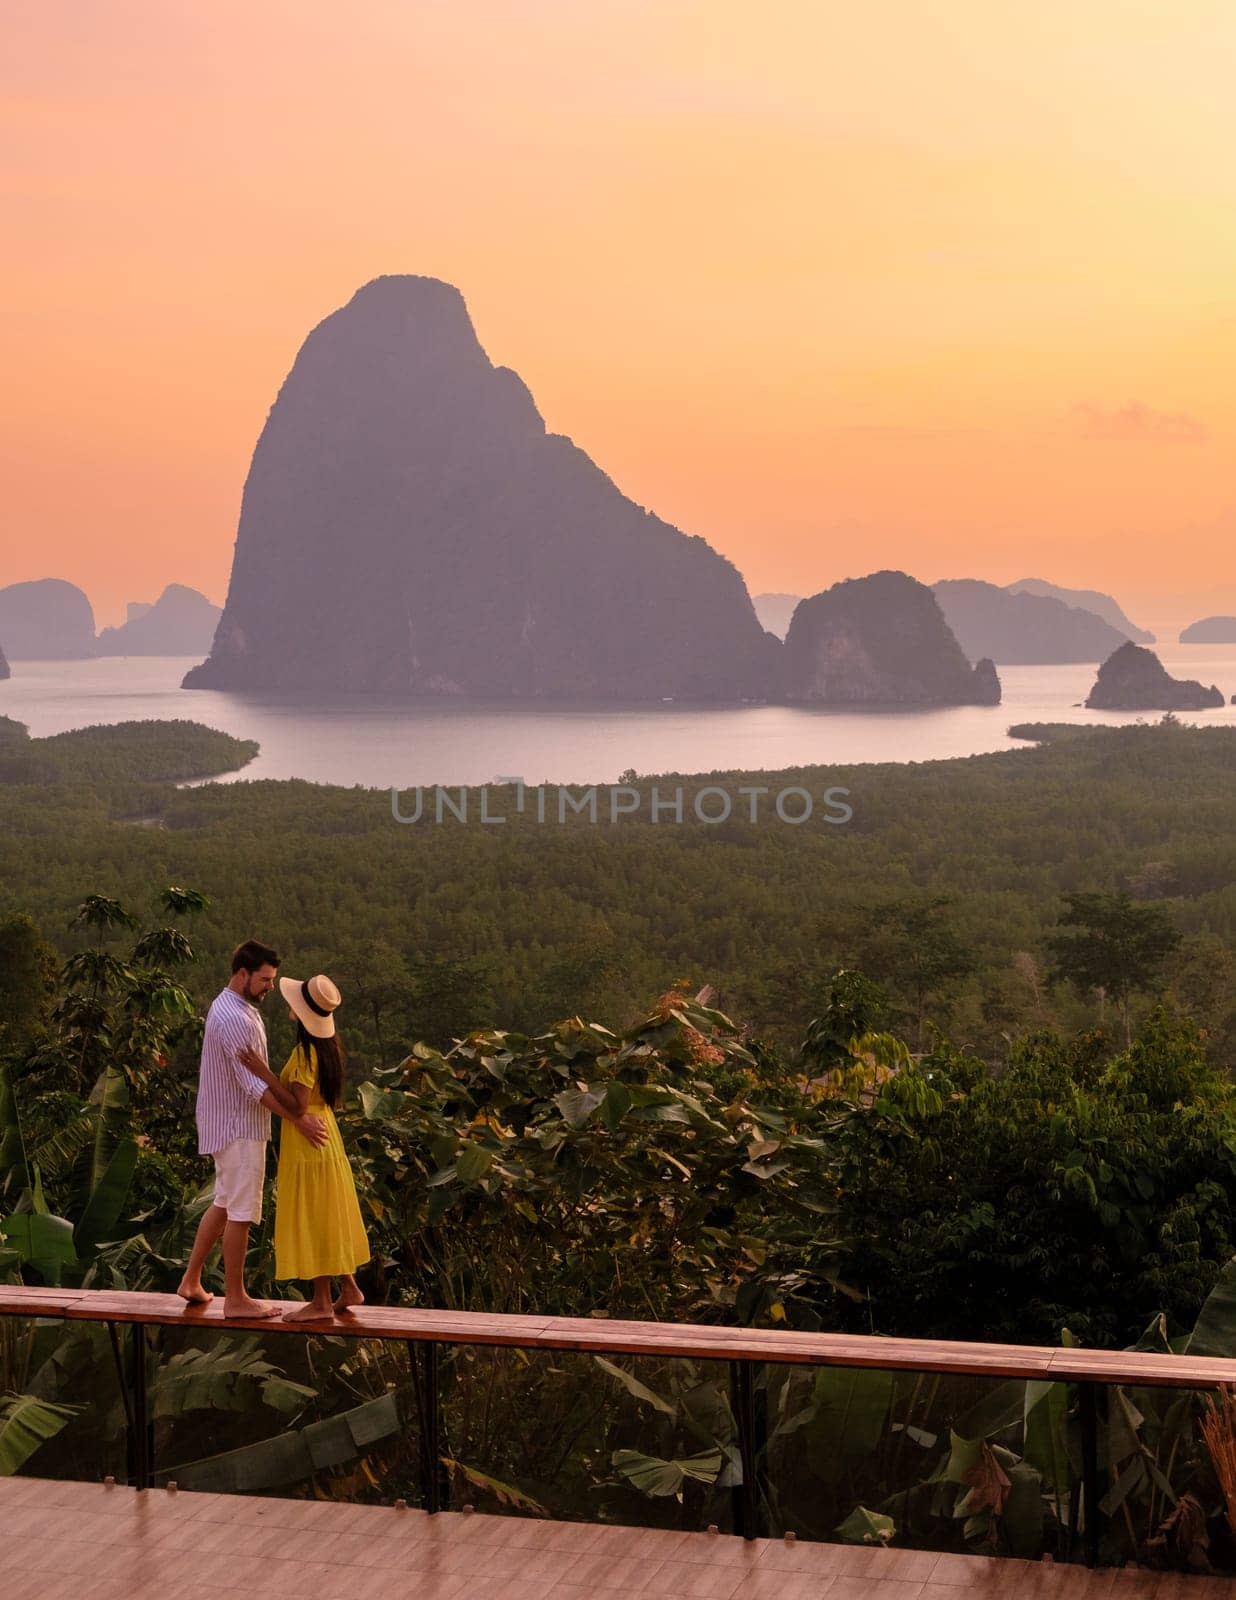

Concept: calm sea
[[4, 650, 1236, 787]]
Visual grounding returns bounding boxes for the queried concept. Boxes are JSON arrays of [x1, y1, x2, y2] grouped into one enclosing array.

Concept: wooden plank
[[0, 1286, 90, 1317], [0, 1476, 1197, 1597], [1047, 1347, 1236, 1391], [2, 1287, 1235, 1391]]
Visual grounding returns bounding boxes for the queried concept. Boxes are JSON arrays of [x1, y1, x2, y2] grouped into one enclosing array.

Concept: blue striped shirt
[[196, 987, 272, 1156]]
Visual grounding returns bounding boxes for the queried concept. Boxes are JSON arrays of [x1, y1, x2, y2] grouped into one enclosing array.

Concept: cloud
[[1070, 401, 1208, 442]]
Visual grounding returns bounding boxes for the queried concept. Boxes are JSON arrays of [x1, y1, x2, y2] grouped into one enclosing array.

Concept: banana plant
[[0, 1393, 82, 1475]]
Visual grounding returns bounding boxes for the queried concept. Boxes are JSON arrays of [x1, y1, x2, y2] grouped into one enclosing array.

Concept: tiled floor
[[2, 1477, 1235, 1600]]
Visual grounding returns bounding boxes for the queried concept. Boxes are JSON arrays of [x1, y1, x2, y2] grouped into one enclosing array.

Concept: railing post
[[421, 1340, 442, 1514], [1079, 1381, 1099, 1568], [129, 1322, 152, 1491], [730, 1358, 763, 1541]]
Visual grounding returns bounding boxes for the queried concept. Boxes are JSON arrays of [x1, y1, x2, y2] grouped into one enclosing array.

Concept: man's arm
[[259, 1086, 329, 1147], [220, 1011, 275, 1106]]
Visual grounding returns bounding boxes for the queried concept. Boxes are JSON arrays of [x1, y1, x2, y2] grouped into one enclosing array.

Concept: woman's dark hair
[[295, 1021, 346, 1109]]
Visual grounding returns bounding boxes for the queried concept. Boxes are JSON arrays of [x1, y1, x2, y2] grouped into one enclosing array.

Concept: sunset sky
[[5, 1, 1235, 631]]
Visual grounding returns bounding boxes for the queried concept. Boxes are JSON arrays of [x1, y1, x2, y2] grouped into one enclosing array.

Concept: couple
[[177, 939, 370, 1323]]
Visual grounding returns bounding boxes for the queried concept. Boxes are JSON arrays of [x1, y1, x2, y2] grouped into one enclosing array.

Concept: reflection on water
[[2, 650, 1235, 788]]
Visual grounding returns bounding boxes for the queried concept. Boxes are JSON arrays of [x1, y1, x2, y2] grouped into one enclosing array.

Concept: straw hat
[[280, 973, 342, 1038]]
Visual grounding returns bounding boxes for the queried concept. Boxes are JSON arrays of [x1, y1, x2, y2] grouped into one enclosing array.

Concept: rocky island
[[1179, 616, 1236, 644], [1007, 578, 1154, 643], [184, 276, 779, 700], [784, 570, 1001, 705], [0, 579, 97, 659], [0, 641, 8, 680], [933, 578, 1129, 664], [96, 584, 221, 656], [1085, 642, 1224, 710]]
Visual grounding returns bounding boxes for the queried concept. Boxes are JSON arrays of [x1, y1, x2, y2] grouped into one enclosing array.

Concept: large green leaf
[[443, 1458, 549, 1514], [358, 1082, 406, 1120], [1185, 1255, 1236, 1357], [87, 1068, 130, 1194], [940, 1430, 983, 1485], [553, 1085, 607, 1129], [806, 1365, 893, 1486], [1023, 1381, 1070, 1492], [0, 1064, 28, 1198], [594, 1356, 677, 1418], [951, 1380, 1025, 1441], [73, 1136, 138, 1257], [150, 1337, 314, 1419], [1130, 1312, 1173, 1354], [600, 1080, 632, 1132], [0, 1393, 82, 1475], [835, 1506, 894, 1545], [1102, 1389, 1145, 1465], [1, 1211, 77, 1285], [612, 1447, 722, 1497], [455, 1144, 494, 1184], [160, 1392, 399, 1493]]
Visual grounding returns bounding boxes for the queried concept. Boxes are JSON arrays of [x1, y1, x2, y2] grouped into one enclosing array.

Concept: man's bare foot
[[333, 1280, 364, 1314], [177, 1281, 213, 1307], [282, 1300, 336, 1323], [223, 1296, 282, 1320]]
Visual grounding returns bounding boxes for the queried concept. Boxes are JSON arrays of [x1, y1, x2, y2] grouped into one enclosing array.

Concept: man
[[177, 939, 328, 1318]]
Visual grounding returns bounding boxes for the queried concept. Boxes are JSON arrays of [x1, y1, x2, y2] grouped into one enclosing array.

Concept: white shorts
[[212, 1138, 267, 1223]]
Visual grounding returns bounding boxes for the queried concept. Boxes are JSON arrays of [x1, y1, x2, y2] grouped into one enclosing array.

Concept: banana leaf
[[0, 1064, 28, 1198], [73, 1137, 138, 1257], [0, 1393, 82, 1475], [835, 1505, 894, 1544], [1023, 1381, 1070, 1492], [1185, 1255, 1236, 1357], [612, 1447, 723, 1496], [156, 1391, 400, 1493], [806, 1365, 893, 1486], [594, 1355, 677, 1418], [1, 1211, 77, 1285]]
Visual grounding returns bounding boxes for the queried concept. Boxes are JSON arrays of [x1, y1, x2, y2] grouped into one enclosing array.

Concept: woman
[[242, 972, 370, 1321]]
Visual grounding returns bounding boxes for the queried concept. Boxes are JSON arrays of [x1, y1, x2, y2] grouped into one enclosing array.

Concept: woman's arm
[[238, 1044, 283, 1095], [240, 1046, 325, 1144]]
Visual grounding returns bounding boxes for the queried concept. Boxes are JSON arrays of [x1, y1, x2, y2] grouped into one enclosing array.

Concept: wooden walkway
[[3, 1476, 1234, 1600], [4, 1284, 1236, 1389]]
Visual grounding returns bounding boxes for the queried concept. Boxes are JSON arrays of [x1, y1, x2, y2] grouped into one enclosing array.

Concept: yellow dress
[[274, 1044, 370, 1281]]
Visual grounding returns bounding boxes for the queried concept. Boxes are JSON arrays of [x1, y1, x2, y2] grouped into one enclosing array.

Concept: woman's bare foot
[[333, 1278, 364, 1314], [176, 1280, 213, 1307], [282, 1300, 336, 1323], [223, 1296, 283, 1320]]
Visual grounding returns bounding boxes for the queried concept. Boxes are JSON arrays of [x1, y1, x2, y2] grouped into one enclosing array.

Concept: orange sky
[[4, 1, 1235, 631]]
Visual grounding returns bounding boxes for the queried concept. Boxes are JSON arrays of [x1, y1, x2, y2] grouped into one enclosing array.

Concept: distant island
[[1180, 616, 1236, 644], [1006, 577, 1154, 643], [784, 570, 1000, 705], [757, 576, 1146, 665], [0, 578, 97, 659], [0, 639, 8, 681], [933, 578, 1129, 664], [96, 584, 220, 657], [0, 578, 219, 663], [1085, 642, 1224, 710]]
